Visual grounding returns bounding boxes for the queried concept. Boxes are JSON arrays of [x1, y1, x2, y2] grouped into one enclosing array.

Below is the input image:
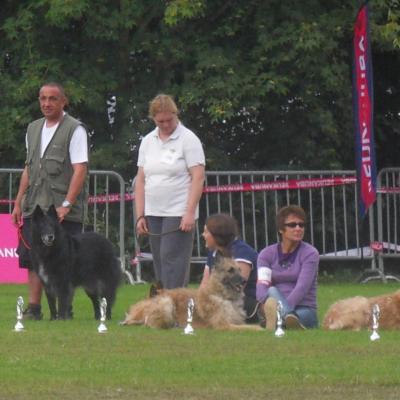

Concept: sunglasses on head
[[284, 222, 305, 228]]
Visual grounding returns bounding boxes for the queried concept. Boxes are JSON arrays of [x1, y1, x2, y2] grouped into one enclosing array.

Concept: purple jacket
[[256, 241, 319, 309]]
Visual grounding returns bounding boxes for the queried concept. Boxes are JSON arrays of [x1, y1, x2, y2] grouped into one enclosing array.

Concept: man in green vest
[[12, 82, 89, 320]]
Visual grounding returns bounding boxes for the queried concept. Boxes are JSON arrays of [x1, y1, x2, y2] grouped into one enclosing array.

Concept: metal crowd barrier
[[375, 167, 400, 282], [0, 168, 133, 284], [5, 167, 397, 284], [131, 170, 377, 283]]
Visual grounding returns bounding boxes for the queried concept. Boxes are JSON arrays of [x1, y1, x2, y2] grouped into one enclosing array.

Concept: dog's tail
[[120, 311, 146, 326]]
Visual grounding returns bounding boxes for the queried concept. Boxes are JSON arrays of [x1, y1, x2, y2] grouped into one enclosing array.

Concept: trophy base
[[274, 327, 285, 337], [14, 321, 24, 332], [370, 331, 380, 341], [97, 323, 108, 333], [183, 324, 195, 335]]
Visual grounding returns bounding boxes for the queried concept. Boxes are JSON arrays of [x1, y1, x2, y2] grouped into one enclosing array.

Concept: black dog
[[30, 205, 122, 320]]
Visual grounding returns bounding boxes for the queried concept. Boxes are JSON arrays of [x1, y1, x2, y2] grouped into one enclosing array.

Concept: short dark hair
[[40, 82, 67, 100], [205, 213, 239, 254], [276, 205, 306, 231]]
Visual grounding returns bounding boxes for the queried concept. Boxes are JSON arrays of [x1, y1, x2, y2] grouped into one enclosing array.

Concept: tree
[[1, 0, 399, 178]]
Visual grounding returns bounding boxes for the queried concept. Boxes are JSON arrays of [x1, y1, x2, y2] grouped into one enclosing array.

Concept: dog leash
[[135, 215, 181, 239], [246, 302, 262, 320], [18, 224, 31, 250]]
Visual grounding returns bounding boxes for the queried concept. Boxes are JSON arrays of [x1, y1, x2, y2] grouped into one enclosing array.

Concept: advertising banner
[[0, 214, 27, 283]]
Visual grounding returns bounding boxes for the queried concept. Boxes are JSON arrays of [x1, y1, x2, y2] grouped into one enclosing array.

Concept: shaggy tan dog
[[323, 290, 400, 330], [121, 258, 261, 331]]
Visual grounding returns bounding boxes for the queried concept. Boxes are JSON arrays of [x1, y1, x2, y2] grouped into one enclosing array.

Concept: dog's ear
[[32, 204, 44, 221], [149, 281, 163, 298], [214, 255, 231, 271], [214, 252, 227, 268], [47, 205, 58, 220]]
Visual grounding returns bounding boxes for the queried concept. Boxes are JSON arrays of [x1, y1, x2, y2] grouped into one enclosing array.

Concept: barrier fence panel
[[0, 168, 133, 283], [2, 168, 386, 284], [376, 167, 400, 282], [201, 170, 373, 259], [132, 170, 376, 283], [86, 170, 133, 283], [0, 168, 21, 214]]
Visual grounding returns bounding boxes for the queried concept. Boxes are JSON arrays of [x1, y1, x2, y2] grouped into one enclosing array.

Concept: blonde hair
[[148, 94, 178, 118]]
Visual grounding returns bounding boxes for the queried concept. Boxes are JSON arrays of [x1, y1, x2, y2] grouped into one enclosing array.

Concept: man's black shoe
[[23, 304, 43, 321]]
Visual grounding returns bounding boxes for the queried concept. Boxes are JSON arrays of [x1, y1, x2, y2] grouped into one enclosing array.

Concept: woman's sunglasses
[[284, 222, 305, 228]]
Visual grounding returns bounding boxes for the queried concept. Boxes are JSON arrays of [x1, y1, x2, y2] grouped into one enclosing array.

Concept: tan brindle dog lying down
[[323, 290, 400, 330], [122, 258, 262, 331]]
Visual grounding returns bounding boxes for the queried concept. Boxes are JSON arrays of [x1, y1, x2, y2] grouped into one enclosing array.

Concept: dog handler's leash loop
[[135, 215, 181, 242]]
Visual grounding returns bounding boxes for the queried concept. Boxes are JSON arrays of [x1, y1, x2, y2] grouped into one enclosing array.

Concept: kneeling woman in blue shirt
[[199, 213, 259, 323]]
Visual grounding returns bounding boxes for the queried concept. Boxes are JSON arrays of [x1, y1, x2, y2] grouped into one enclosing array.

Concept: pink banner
[[0, 176, 357, 204], [203, 177, 356, 194], [0, 214, 28, 283]]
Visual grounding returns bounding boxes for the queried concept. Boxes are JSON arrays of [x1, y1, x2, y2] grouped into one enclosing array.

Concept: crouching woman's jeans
[[267, 286, 318, 328]]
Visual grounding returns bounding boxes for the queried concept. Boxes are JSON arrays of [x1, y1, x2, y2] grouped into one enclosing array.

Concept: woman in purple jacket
[[256, 205, 319, 330]]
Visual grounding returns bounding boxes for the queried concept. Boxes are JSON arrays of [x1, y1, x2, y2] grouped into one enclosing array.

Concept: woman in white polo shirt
[[135, 94, 206, 289]]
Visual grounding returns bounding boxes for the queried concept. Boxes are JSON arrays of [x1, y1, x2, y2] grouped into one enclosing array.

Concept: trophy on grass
[[183, 298, 195, 335], [370, 303, 380, 341], [14, 296, 25, 332], [274, 301, 285, 338], [97, 297, 108, 333]]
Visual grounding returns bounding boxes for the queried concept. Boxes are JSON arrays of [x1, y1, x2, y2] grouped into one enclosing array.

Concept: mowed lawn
[[1, 282, 400, 400]]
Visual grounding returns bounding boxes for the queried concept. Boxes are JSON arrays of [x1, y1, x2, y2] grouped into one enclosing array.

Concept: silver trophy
[[14, 296, 25, 332], [370, 303, 380, 341], [183, 298, 195, 335], [97, 297, 108, 333], [274, 301, 285, 337]]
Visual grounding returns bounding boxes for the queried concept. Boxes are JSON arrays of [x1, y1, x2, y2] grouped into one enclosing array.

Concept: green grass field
[[1, 282, 400, 400]]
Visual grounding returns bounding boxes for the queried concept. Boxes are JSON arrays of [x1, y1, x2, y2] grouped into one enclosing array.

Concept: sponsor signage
[[0, 214, 27, 283], [353, 2, 377, 217]]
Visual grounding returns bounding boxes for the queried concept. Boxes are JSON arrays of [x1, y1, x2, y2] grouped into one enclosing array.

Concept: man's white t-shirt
[[26, 115, 88, 163], [137, 122, 205, 217]]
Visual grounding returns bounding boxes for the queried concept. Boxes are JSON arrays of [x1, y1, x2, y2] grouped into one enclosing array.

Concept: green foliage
[[1, 0, 400, 174], [164, 0, 205, 26]]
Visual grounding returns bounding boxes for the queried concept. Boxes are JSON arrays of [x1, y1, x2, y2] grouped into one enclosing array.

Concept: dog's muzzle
[[229, 279, 246, 293], [41, 234, 55, 247]]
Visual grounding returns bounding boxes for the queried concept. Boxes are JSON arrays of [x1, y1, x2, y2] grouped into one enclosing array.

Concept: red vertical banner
[[353, 1, 377, 217]]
